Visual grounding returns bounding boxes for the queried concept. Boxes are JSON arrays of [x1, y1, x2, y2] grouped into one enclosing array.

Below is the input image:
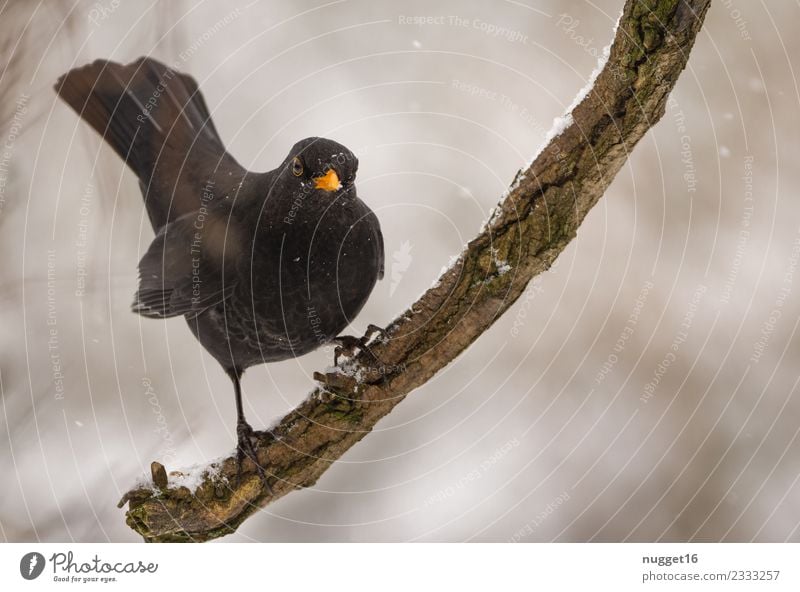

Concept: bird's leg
[[332, 324, 388, 367], [227, 367, 272, 494]]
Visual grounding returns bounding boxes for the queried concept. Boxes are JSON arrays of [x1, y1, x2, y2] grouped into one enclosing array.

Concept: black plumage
[[55, 57, 384, 484]]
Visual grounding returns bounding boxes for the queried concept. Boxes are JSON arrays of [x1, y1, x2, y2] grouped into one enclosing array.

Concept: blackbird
[[55, 57, 384, 487]]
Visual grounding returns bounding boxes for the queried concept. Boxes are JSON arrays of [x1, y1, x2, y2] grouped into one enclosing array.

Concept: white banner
[[1, 543, 798, 591]]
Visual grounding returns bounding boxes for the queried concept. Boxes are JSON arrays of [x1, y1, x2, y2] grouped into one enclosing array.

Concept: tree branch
[[119, 0, 712, 542]]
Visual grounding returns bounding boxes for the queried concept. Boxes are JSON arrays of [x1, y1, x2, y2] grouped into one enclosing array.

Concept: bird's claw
[[236, 420, 272, 495], [363, 323, 388, 341], [333, 324, 387, 366]]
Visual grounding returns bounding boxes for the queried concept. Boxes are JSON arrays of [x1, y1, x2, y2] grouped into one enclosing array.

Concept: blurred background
[[1, 0, 798, 542]]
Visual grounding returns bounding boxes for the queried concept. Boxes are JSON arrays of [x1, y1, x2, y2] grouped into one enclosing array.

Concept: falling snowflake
[[390, 240, 413, 296]]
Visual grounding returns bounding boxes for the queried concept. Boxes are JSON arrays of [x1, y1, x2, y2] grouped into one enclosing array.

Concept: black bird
[[55, 57, 384, 486]]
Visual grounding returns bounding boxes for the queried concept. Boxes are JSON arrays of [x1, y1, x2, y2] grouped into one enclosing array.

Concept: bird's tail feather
[[54, 57, 225, 183]]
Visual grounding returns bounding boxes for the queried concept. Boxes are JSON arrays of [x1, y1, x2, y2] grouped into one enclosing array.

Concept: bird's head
[[280, 137, 358, 195]]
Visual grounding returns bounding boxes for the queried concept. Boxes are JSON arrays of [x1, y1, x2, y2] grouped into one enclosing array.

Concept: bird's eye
[[291, 157, 303, 177]]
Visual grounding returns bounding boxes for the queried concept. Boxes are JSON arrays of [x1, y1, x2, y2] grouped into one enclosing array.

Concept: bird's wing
[[132, 206, 243, 318]]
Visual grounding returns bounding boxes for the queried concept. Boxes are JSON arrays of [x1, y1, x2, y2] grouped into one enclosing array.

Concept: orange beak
[[313, 169, 341, 192]]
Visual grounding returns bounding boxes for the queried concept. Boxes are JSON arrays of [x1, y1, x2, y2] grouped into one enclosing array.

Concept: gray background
[[1, 0, 798, 542]]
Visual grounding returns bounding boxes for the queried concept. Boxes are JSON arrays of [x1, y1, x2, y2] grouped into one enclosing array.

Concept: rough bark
[[119, 0, 712, 542]]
